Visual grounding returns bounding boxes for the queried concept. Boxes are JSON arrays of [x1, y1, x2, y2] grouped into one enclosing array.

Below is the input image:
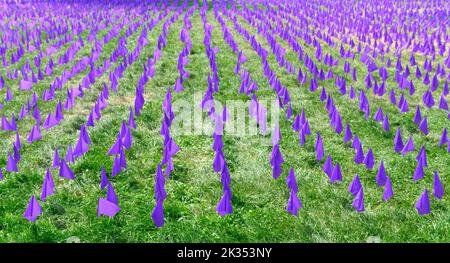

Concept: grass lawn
[[0, 0, 448, 243]]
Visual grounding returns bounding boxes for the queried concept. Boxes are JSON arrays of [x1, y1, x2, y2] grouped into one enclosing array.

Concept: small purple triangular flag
[[23, 195, 42, 222], [433, 171, 444, 199], [152, 200, 165, 227], [348, 174, 362, 196], [352, 188, 365, 212], [59, 159, 75, 180], [415, 189, 430, 215], [40, 168, 55, 201], [97, 198, 121, 218], [383, 176, 394, 201]]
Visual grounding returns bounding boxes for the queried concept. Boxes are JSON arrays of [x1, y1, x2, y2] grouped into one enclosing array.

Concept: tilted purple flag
[[108, 132, 123, 155], [97, 198, 121, 218]]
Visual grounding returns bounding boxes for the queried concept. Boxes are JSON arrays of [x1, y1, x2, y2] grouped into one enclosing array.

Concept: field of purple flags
[[0, 0, 448, 242]]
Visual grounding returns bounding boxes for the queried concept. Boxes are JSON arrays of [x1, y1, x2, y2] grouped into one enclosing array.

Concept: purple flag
[[216, 189, 233, 217], [286, 168, 298, 192], [19, 80, 33, 90], [383, 176, 394, 201], [97, 198, 121, 218], [351, 134, 361, 149], [439, 128, 448, 147], [415, 189, 430, 215], [413, 105, 422, 125], [111, 154, 122, 177], [330, 162, 342, 183], [433, 171, 444, 199], [323, 154, 333, 178], [352, 188, 365, 212], [376, 160, 387, 186], [286, 190, 302, 216], [59, 160, 75, 180], [108, 132, 123, 155], [348, 174, 362, 196], [416, 146, 428, 167], [66, 143, 76, 163], [23, 195, 42, 222], [394, 127, 404, 153], [401, 135, 415, 156], [53, 148, 61, 168], [128, 107, 136, 129], [151, 200, 165, 227], [382, 114, 390, 132], [106, 183, 118, 204], [270, 144, 284, 179], [354, 144, 365, 164], [100, 165, 109, 190], [6, 151, 18, 172], [272, 125, 281, 145], [419, 116, 428, 135], [413, 160, 424, 181], [27, 125, 42, 144], [343, 123, 352, 143], [74, 132, 89, 158], [41, 168, 55, 201], [315, 132, 324, 161], [363, 148, 375, 170]]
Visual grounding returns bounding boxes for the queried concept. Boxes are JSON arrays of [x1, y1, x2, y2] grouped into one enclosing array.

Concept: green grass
[[0, 2, 448, 243]]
